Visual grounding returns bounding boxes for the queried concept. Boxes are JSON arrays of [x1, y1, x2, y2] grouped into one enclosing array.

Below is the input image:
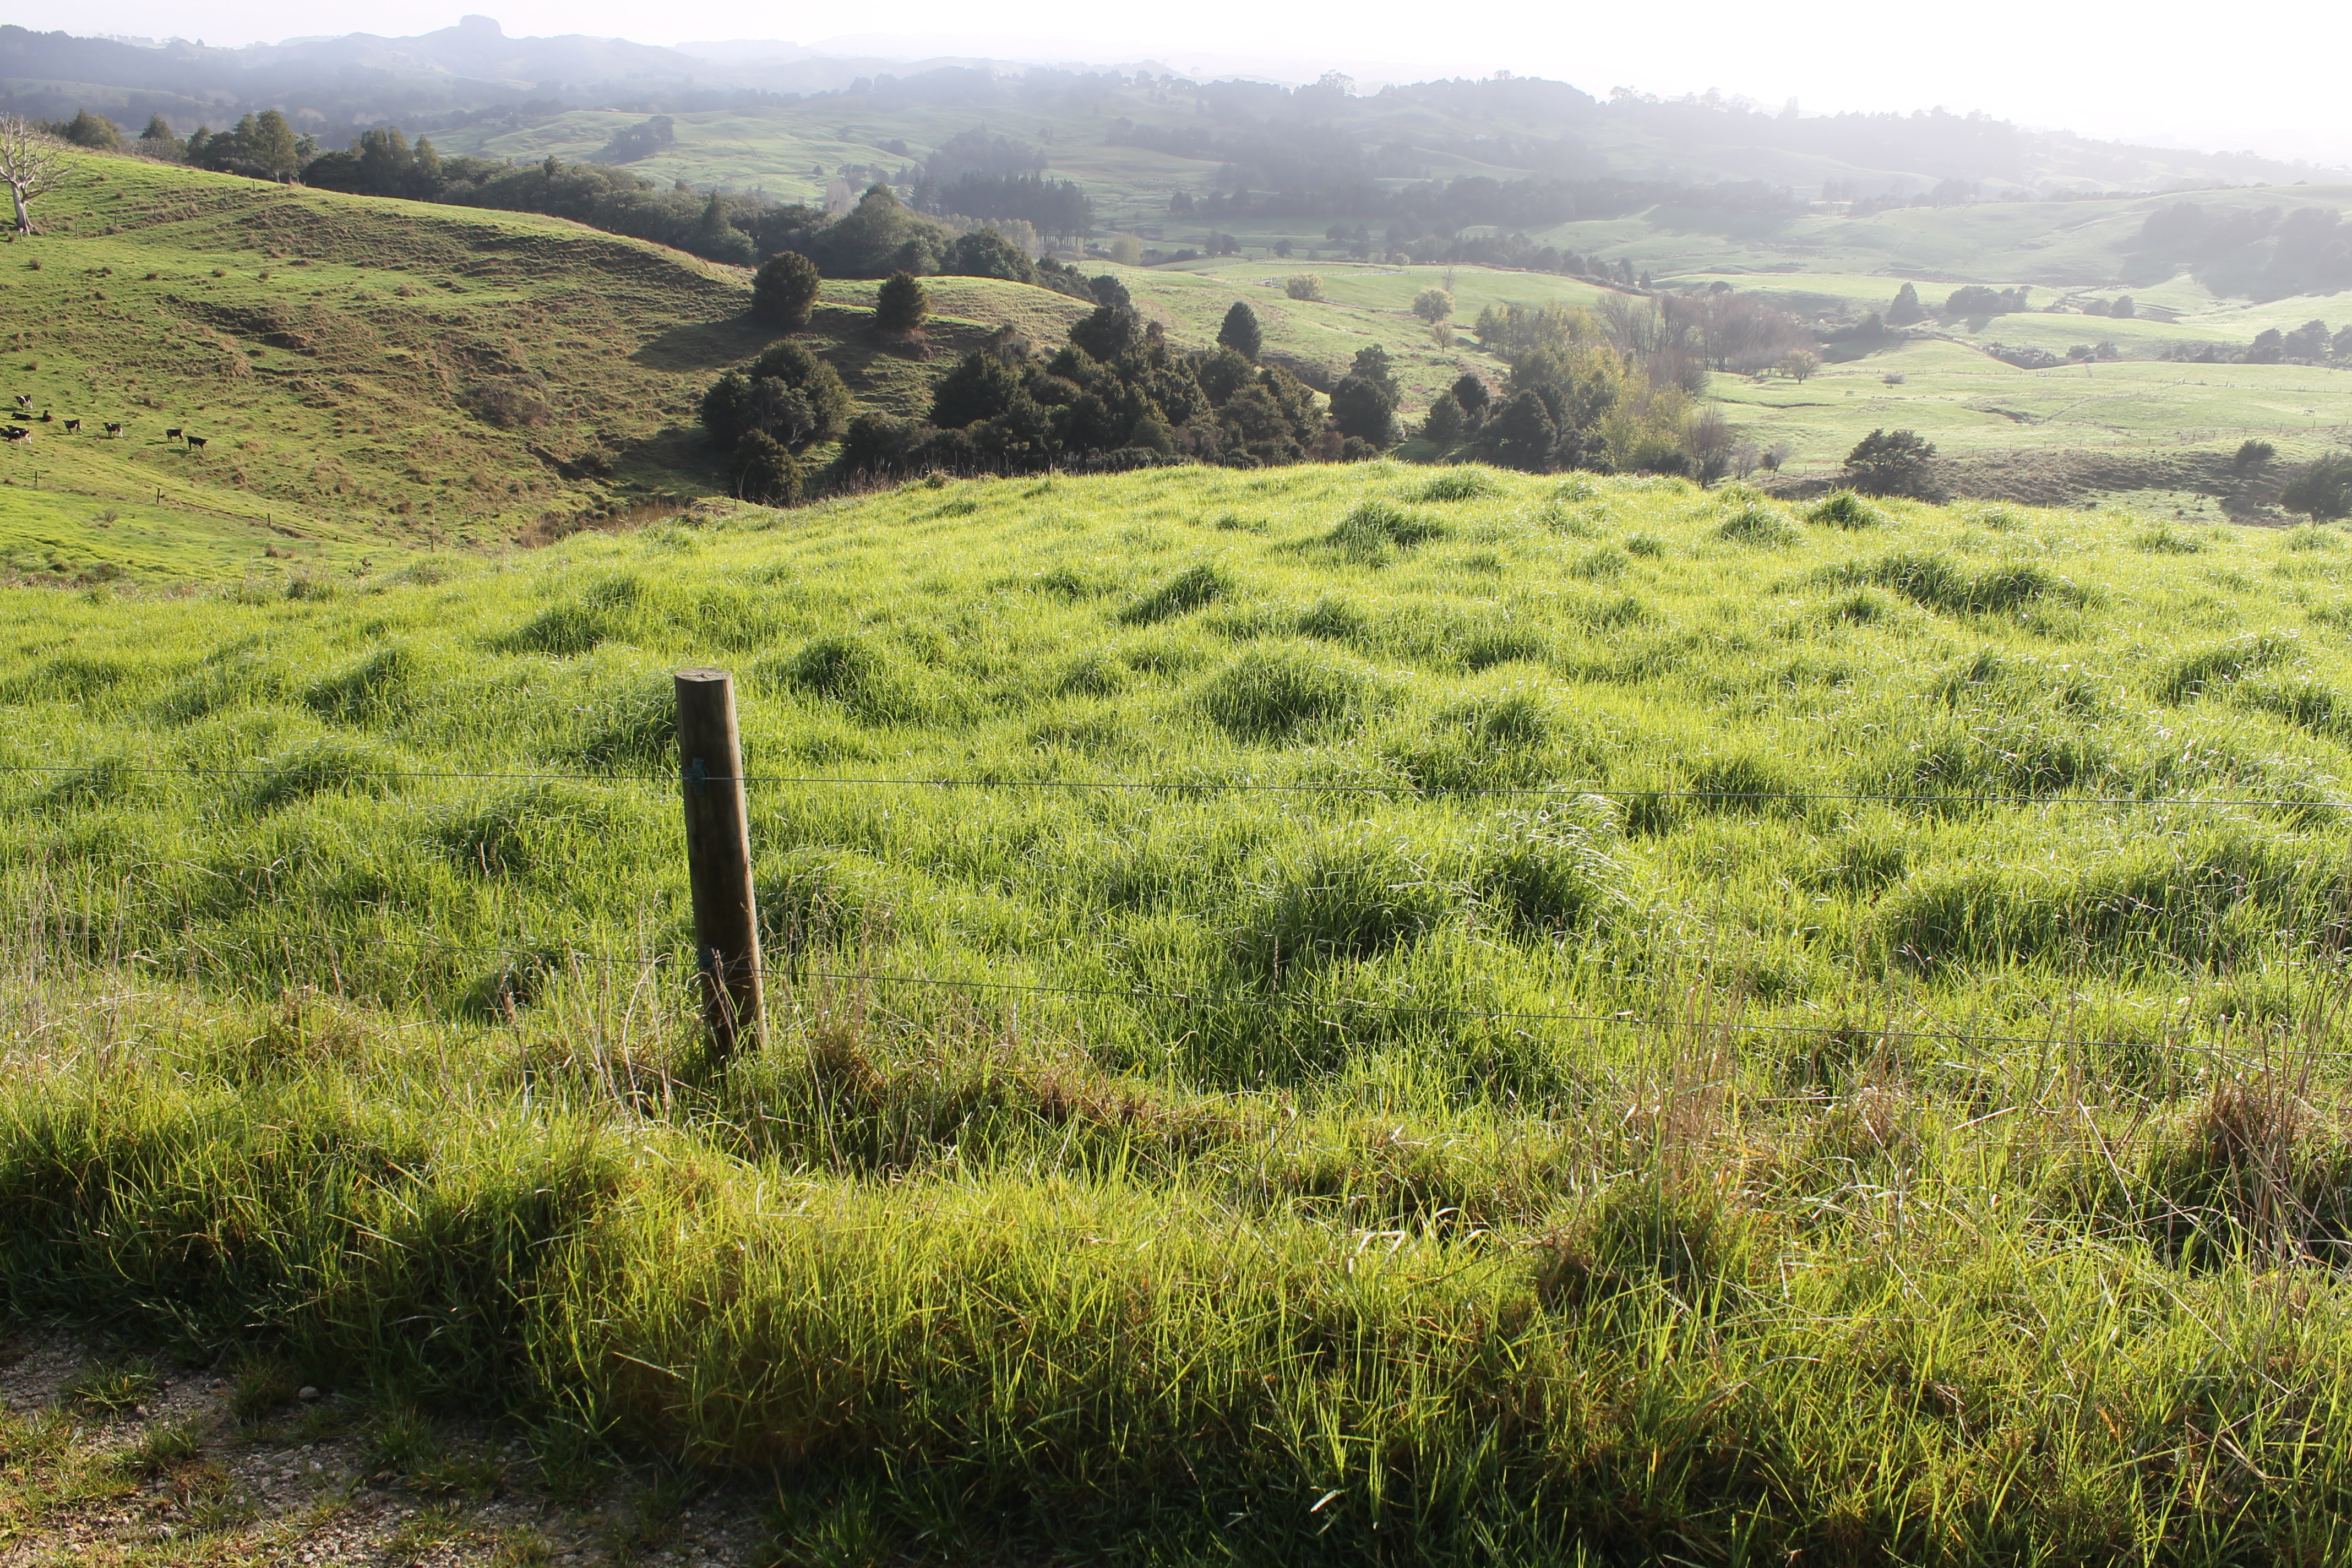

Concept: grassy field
[[1662, 262, 2352, 493], [9, 461, 2352, 1559]]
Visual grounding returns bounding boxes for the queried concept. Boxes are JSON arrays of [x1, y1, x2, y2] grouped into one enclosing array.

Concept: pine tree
[[1423, 391, 1466, 449], [752, 252, 821, 331], [874, 271, 928, 335], [1886, 282, 1926, 326], [1217, 301, 1262, 362]]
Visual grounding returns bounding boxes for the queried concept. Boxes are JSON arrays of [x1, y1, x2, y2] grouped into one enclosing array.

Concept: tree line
[[2163, 318, 2352, 366], [2134, 202, 2352, 302], [59, 105, 1101, 281]]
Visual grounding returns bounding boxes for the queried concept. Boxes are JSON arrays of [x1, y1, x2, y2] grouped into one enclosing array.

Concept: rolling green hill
[[0, 152, 1106, 583], [8, 462, 2352, 1559], [0, 149, 750, 581]]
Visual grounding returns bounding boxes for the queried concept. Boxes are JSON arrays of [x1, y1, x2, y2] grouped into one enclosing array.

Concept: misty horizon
[[46, 3, 2352, 172]]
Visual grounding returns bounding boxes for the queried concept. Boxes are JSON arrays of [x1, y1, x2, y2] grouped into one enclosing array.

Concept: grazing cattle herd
[[2, 399, 206, 450]]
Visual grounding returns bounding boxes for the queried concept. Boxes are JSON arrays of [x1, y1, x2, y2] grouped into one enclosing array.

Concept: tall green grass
[[9, 461, 2352, 1558]]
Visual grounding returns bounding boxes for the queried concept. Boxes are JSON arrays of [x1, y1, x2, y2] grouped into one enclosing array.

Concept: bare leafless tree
[[0, 116, 63, 236]]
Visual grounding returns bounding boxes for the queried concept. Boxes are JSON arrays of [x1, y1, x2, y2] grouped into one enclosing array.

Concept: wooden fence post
[[675, 667, 764, 1058]]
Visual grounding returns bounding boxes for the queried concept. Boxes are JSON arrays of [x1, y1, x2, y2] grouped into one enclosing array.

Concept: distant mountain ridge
[[4, 18, 2342, 199]]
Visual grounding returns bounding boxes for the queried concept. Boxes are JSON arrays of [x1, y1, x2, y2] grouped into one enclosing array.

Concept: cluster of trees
[[1163, 166, 1798, 239], [694, 297, 1407, 489], [1474, 288, 1807, 381], [1943, 285, 2033, 318], [697, 341, 856, 504], [755, 183, 1099, 287], [1428, 298, 1745, 477], [56, 107, 315, 179], [895, 128, 1093, 239], [2162, 319, 2352, 366], [911, 171, 1092, 242], [831, 300, 1392, 478], [1843, 429, 1939, 498], [590, 114, 674, 166], [151, 103, 1093, 283]]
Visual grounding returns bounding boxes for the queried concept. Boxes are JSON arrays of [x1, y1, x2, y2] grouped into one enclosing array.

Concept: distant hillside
[[0, 150, 1102, 582]]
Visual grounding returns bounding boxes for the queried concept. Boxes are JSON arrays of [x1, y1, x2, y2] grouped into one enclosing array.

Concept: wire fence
[[52, 923, 2352, 1066], [6, 759, 2348, 813], [19, 751, 2352, 1064]]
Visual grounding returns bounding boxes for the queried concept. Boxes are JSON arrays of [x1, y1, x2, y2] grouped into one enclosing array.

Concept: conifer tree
[[752, 251, 821, 331], [1217, 301, 1262, 362], [875, 270, 928, 335]]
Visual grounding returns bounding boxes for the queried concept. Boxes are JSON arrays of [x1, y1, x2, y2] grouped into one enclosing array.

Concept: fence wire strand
[[61, 927, 2352, 1063], [4, 759, 2344, 812]]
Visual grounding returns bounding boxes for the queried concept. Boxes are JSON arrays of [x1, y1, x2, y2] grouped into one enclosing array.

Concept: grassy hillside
[[0, 149, 770, 582], [0, 153, 1158, 584], [8, 462, 2352, 1559]]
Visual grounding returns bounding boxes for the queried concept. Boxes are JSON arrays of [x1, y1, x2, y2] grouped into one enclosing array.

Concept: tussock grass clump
[[2155, 631, 2299, 703], [1475, 805, 1624, 932], [1053, 650, 1128, 697], [2234, 674, 2352, 739], [759, 846, 904, 954], [1537, 1178, 1757, 1310], [1197, 644, 1385, 740], [1568, 547, 1629, 581], [1116, 562, 1233, 625], [304, 643, 427, 725], [2132, 522, 2203, 554], [499, 573, 655, 656], [1324, 499, 1444, 562], [63, 1358, 161, 1416], [1383, 676, 1585, 792], [1414, 468, 1505, 502], [1835, 550, 2088, 617], [1294, 594, 1369, 643], [241, 739, 404, 812], [565, 672, 684, 769], [1805, 489, 1883, 529], [1229, 828, 1464, 978], [1875, 826, 2332, 972], [1713, 503, 1800, 548], [433, 782, 633, 881], [39, 752, 161, 811], [766, 635, 941, 727]]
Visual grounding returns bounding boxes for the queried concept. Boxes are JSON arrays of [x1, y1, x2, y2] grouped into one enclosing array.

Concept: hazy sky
[[80, 0, 2352, 168]]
